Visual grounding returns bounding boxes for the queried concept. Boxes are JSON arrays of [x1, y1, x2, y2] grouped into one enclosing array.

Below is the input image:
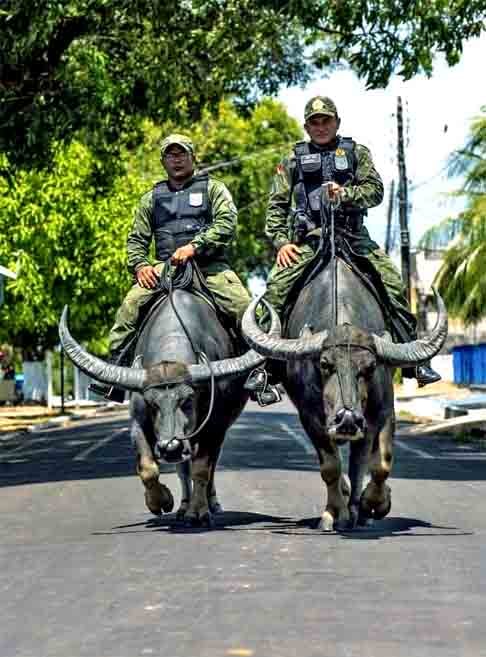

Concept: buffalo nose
[[334, 408, 366, 436], [159, 438, 185, 463]]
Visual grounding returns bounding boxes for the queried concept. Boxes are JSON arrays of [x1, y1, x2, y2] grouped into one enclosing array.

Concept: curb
[[1, 404, 129, 437]]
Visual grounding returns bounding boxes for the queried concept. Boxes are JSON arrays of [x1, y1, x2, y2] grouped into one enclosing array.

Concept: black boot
[[244, 367, 282, 406], [416, 363, 442, 388], [402, 362, 442, 388], [88, 348, 126, 403]]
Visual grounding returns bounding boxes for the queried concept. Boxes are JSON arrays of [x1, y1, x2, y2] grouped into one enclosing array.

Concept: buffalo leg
[[184, 449, 213, 527], [207, 443, 223, 514], [131, 421, 174, 516], [175, 461, 192, 519], [348, 435, 373, 528], [316, 443, 350, 531], [359, 415, 394, 522]]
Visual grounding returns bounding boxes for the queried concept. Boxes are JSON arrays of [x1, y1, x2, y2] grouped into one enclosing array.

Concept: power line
[[197, 141, 295, 176]]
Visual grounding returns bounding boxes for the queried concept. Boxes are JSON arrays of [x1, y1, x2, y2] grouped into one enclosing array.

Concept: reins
[[323, 186, 355, 411], [157, 258, 216, 442]]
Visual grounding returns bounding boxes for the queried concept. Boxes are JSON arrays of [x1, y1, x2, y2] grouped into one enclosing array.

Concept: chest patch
[[189, 192, 203, 207], [300, 153, 321, 173], [334, 148, 349, 171]]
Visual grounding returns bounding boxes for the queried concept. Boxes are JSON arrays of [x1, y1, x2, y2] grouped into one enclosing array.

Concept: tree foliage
[[0, 143, 144, 353], [0, 0, 308, 166], [0, 99, 300, 352], [427, 109, 486, 326], [2, 0, 484, 166]]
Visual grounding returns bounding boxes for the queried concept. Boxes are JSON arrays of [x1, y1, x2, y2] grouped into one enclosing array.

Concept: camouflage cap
[[304, 96, 338, 121], [160, 133, 195, 156]]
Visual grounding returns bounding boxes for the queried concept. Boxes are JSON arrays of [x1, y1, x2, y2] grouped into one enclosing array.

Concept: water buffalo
[[59, 290, 277, 527], [242, 256, 447, 530]]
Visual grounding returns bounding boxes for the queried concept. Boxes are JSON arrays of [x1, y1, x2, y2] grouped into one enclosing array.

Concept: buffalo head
[[59, 303, 279, 463], [242, 290, 448, 442]]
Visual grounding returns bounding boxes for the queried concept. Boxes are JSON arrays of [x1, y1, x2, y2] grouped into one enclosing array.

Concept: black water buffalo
[[242, 256, 447, 530], [59, 290, 277, 526]]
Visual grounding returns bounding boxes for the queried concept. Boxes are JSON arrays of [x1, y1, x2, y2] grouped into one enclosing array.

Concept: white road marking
[[0, 436, 48, 457], [73, 427, 129, 461], [395, 438, 433, 460], [279, 421, 314, 455]]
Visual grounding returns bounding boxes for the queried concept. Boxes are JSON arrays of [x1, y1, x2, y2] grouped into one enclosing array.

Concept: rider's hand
[[136, 265, 159, 289], [171, 244, 196, 265], [324, 181, 344, 202], [277, 243, 301, 268]]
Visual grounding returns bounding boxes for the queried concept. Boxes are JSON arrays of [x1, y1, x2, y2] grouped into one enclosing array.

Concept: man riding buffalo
[[245, 95, 441, 402], [92, 133, 251, 401], [60, 133, 281, 524]]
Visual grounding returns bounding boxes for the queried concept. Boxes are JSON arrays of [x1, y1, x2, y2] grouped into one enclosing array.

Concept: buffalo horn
[[241, 295, 328, 361], [373, 287, 448, 366], [58, 307, 147, 391], [188, 298, 282, 382]]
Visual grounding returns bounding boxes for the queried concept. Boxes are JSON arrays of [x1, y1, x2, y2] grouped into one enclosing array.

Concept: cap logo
[[312, 99, 325, 111]]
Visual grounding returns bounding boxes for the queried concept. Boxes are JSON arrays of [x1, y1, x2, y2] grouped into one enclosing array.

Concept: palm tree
[[420, 109, 486, 326]]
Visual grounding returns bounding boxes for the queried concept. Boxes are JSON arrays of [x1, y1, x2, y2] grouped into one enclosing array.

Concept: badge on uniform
[[189, 192, 203, 207], [334, 147, 348, 171]]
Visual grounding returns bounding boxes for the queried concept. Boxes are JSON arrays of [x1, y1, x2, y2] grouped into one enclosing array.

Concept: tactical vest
[[152, 174, 213, 261], [292, 137, 365, 231]]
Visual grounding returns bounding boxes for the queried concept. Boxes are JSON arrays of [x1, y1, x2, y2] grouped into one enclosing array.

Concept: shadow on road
[[269, 516, 473, 540], [2, 411, 486, 488], [92, 510, 294, 535], [90, 512, 472, 540]]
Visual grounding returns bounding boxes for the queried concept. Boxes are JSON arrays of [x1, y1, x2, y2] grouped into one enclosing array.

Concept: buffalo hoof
[[175, 508, 186, 522], [183, 512, 201, 528], [357, 516, 375, 528], [200, 511, 215, 529], [208, 498, 223, 514], [334, 518, 351, 532], [318, 511, 335, 532], [176, 499, 190, 521], [347, 505, 359, 529], [145, 482, 174, 516], [373, 489, 392, 520], [183, 511, 215, 529], [358, 489, 391, 524]]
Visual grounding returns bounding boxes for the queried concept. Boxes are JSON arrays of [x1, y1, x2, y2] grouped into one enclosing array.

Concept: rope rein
[[324, 186, 353, 411], [158, 259, 216, 443]]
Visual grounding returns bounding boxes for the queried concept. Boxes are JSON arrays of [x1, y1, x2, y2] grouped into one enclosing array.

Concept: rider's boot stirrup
[[244, 367, 282, 406], [416, 363, 442, 388]]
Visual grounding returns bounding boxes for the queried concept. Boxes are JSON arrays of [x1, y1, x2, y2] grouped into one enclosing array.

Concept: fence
[[453, 344, 486, 385]]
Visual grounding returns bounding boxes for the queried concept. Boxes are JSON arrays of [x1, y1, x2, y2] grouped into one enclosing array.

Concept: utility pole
[[385, 179, 395, 255], [396, 96, 411, 304]]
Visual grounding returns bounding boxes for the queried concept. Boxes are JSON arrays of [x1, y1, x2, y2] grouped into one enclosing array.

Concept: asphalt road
[[1, 398, 486, 657]]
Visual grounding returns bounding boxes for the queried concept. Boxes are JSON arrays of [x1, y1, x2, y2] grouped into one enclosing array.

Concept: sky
[[277, 33, 486, 250]]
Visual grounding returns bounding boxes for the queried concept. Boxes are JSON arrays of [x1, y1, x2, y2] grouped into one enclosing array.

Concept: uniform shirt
[[127, 176, 238, 274], [265, 139, 384, 251]]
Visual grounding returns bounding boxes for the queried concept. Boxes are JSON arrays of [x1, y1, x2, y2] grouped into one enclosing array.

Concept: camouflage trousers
[[264, 227, 416, 337], [108, 261, 251, 352]]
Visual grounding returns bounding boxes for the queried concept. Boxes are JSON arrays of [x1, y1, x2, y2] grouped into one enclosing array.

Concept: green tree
[[0, 143, 143, 353], [2, 0, 484, 166], [0, 98, 300, 352], [420, 108, 486, 325], [0, 1, 309, 167]]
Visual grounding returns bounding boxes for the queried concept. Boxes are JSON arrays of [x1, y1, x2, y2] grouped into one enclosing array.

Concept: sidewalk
[[0, 401, 128, 437], [0, 382, 481, 438]]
